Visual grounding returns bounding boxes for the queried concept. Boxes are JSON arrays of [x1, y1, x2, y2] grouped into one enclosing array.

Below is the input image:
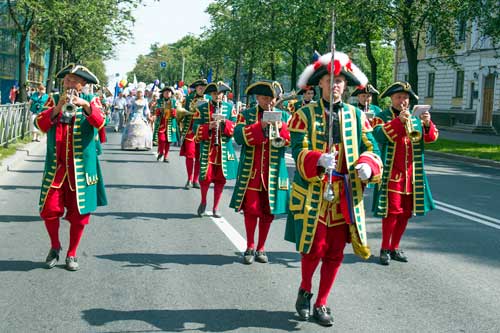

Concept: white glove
[[318, 152, 337, 170], [355, 163, 372, 181]]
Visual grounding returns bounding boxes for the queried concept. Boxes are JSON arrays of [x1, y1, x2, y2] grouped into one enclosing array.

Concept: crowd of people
[[32, 50, 438, 328]]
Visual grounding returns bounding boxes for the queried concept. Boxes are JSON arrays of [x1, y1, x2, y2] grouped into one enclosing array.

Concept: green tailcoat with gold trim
[[153, 97, 178, 143], [193, 101, 238, 181], [371, 108, 435, 217], [284, 101, 380, 254], [37, 93, 107, 215], [229, 106, 290, 214]]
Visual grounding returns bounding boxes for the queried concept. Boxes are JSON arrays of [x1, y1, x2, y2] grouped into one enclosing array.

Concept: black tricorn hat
[[297, 86, 316, 96], [351, 83, 380, 97], [245, 80, 283, 98], [204, 81, 231, 94], [380, 81, 418, 100], [189, 79, 208, 89], [56, 63, 99, 84], [160, 86, 175, 94]]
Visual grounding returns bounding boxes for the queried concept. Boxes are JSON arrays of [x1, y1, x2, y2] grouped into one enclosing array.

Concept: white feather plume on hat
[[297, 51, 368, 89]]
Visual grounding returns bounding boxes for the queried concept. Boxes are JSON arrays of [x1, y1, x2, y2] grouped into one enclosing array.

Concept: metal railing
[[0, 103, 31, 147]]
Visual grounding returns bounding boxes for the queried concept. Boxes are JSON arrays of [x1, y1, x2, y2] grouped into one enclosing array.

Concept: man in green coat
[[350, 83, 382, 127], [35, 63, 107, 271], [193, 81, 238, 218], [286, 51, 382, 326], [371, 81, 438, 265], [229, 81, 291, 265]]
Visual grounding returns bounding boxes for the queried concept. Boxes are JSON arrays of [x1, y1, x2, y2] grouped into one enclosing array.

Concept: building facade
[[394, 22, 500, 134], [0, 3, 48, 104]]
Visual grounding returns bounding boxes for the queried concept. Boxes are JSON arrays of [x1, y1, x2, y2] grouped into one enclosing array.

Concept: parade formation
[[28, 37, 440, 327]]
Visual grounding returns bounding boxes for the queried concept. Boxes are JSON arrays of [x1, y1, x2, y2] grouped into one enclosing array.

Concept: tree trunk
[[270, 52, 276, 81], [364, 34, 379, 105], [18, 33, 28, 102], [246, 51, 255, 89], [55, 43, 64, 90], [403, 30, 419, 95], [291, 46, 298, 90], [233, 58, 240, 102], [46, 37, 57, 93]]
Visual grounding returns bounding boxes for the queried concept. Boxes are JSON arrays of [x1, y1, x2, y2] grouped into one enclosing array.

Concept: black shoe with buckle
[[45, 248, 61, 269], [295, 288, 313, 321], [184, 180, 192, 189], [212, 210, 222, 218], [192, 182, 200, 189], [65, 256, 79, 271], [380, 249, 391, 266], [390, 249, 408, 262], [243, 249, 255, 265], [156, 154, 163, 161], [197, 203, 206, 217], [313, 305, 334, 327], [163, 158, 169, 163], [254, 251, 268, 263]]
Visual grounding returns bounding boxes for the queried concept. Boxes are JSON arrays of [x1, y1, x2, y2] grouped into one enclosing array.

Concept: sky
[[105, 0, 212, 89]]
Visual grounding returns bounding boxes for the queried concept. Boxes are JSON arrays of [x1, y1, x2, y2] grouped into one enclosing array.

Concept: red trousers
[[40, 180, 89, 257], [300, 223, 349, 307], [199, 164, 226, 211], [182, 141, 200, 182], [381, 192, 413, 250], [157, 132, 171, 157], [242, 189, 274, 251]]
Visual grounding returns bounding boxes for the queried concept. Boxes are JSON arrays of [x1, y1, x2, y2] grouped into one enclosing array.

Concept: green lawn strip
[[0, 137, 34, 162], [426, 138, 500, 161]]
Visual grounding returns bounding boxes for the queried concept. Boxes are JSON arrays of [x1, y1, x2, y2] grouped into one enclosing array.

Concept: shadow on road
[[104, 184, 185, 190], [95, 251, 302, 270], [93, 212, 197, 221], [0, 185, 39, 190], [7, 169, 42, 173], [95, 253, 239, 270], [82, 308, 300, 332], [0, 260, 45, 271], [101, 159, 159, 164], [0, 215, 40, 223]]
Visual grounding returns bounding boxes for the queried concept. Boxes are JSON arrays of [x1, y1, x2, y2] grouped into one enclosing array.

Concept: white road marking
[[434, 200, 500, 225], [210, 215, 247, 253], [435, 204, 500, 230]]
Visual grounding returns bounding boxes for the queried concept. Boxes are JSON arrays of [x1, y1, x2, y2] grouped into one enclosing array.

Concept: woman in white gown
[[121, 88, 153, 150]]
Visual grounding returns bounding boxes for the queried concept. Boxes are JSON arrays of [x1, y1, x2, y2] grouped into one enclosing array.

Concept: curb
[[0, 137, 47, 175], [426, 150, 500, 169]]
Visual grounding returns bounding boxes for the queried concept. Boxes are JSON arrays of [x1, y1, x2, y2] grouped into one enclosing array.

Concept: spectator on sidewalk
[[28, 84, 48, 142]]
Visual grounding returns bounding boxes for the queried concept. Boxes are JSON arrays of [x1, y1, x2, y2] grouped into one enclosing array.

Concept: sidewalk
[[0, 138, 46, 174], [438, 129, 500, 145]]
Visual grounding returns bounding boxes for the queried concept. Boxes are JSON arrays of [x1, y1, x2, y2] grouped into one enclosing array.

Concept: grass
[[426, 138, 500, 162], [0, 136, 34, 162]]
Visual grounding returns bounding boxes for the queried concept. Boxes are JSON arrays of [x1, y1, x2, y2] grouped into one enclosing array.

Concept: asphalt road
[[0, 129, 499, 333]]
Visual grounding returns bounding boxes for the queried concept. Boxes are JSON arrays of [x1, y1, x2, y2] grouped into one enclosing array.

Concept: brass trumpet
[[61, 88, 78, 123], [263, 104, 285, 148], [401, 104, 421, 142]]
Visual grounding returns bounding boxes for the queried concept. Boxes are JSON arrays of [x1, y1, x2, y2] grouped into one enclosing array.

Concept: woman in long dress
[[121, 88, 153, 150]]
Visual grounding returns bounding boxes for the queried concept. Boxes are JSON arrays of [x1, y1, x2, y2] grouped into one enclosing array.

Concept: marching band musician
[[29, 84, 49, 142], [291, 86, 316, 113], [351, 83, 382, 127], [35, 63, 107, 271], [154, 86, 178, 163], [193, 81, 238, 218], [285, 52, 382, 326], [229, 81, 291, 265], [179, 79, 208, 189], [371, 82, 438, 266]]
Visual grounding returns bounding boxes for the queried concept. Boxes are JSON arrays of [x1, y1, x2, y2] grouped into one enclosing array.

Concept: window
[[456, 19, 466, 42], [428, 26, 436, 46], [427, 73, 435, 97], [455, 71, 464, 97]]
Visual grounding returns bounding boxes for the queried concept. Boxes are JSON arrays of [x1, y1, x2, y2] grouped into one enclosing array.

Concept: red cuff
[[243, 122, 267, 146], [358, 152, 383, 183], [98, 127, 107, 143], [424, 121, 438, 143], [86, 99, 105, 129], [223, 119, 235, 137], [35, 108, 57, 133], [171, 109, 177, 117], [297, 150, 322, 182], [279, 122, 291, 146]]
